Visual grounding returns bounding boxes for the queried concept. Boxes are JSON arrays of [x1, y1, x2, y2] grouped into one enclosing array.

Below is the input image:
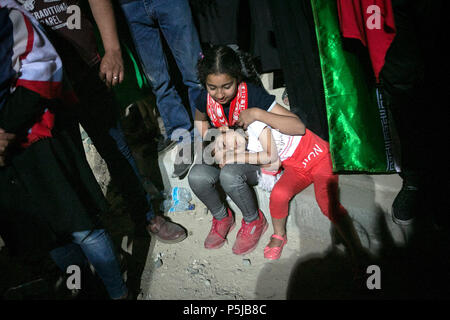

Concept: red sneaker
[[232, 210, 268, 255], [204, 208, 235, 249]]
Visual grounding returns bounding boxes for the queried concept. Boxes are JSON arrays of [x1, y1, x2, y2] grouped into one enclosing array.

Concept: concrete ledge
[[158, 144, 405, 255]]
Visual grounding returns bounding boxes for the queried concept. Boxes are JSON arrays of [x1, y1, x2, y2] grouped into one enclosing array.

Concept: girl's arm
[[223, 127, 281, 170], [237, 103, 306, 136]]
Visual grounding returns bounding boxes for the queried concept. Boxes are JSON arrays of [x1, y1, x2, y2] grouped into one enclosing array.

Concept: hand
[[237, 108, 259, 129], [99, 49, 124, 88], [0, 128, 16, 166]]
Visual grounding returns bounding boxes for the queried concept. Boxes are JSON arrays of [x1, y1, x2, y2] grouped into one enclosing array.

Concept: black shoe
[[172, 142, 195, 179], [157, 137, 177, 153], [172, 163, 192, 179], [392, 183, 420, 226]]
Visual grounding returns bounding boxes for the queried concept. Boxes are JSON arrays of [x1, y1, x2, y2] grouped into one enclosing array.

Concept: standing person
[[0, 1, 127, 299], [188, 45, 303, 255], [17, 0, 187, 242], [379, 0, 448, 228], [119, 0, 204, 178]]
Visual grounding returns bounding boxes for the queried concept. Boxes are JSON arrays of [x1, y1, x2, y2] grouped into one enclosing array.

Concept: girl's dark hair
[[197, 45, 262, 87]]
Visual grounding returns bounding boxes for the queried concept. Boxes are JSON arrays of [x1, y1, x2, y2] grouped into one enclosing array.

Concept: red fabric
[[22, 108, 55, 148], [16, 79, 62, 100], [15, 78, 61, 148], [269, 130, 348, 222], [337, 0, 396, 82]]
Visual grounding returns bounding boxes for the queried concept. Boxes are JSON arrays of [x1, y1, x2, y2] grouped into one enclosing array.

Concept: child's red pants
[[269, 129, 348, 222]]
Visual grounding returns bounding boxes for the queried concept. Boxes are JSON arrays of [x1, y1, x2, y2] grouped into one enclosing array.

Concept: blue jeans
[[120, 0, 203, 141], [49, 229, 127, 299]]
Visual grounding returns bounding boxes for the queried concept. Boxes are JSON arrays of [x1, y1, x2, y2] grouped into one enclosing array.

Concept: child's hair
[[197, 45, 262, 87]]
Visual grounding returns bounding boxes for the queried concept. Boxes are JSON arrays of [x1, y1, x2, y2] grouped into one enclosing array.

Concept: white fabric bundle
[[257, 168, 283, 192]]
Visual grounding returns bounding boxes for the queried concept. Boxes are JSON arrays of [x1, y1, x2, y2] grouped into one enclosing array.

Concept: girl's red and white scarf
[[206, 82, 248, 128]]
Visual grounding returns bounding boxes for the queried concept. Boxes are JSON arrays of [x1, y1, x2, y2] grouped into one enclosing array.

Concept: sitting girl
[[189, 45, 305, 255]]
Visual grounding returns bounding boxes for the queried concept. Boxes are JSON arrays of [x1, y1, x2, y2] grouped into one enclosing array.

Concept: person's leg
[[267, 167, 312, 249], [108, 121, 187, 242], [152, 0, 203, 178], [219, 164, 260, 223], [188, 164, 235, 248], [77, 104, 150, 229], [49, 243, 88, 272], [71, 229, 127, 299], [72, 60, 186, 241], [188, 164, 226, 218], [120, 0, 192, 140], [219, 164, 268, 255], [156, 0, 203, 118], [106, 122, 156, 222], [379, 0, 429, 226]]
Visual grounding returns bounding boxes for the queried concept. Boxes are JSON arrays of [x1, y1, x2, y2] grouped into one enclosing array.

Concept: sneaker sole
[[204, 223, 236, 249], [232, 221, 269, 255], [392, 215, 415, 226], [391, 204, 415, 226], [171, 163, 192, 179]]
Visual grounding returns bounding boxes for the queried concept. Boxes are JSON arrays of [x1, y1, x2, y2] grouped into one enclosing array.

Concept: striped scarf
[[206, 82, 248, 128]]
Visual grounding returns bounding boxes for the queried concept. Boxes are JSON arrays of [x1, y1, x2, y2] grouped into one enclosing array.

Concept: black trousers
[[380, 0, 448, 182], [380, 0, 449, 221]]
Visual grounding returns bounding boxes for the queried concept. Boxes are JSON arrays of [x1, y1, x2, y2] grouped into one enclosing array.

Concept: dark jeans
[[188, 163, 260, 222], [63, 62, 155, 226], [49, 229, 127, 299], [120, 0, 203, 141]]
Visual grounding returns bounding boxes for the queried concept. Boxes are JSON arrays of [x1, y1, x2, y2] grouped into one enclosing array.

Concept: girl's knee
[[187, 165, 201, 185], [219, 165, 245, 188], [188, 165, 214, 188], [270, 183, 293, 205]]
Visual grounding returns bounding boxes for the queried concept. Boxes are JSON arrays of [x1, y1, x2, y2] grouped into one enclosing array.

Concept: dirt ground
[[134, 207, 305, 300]]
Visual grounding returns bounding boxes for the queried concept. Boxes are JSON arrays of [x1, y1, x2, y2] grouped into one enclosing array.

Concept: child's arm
[[237, 103, 306, 136], [222, 127, 281, 170]]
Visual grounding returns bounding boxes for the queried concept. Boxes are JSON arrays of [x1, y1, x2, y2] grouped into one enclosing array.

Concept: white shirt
[[246, 120, 302, 162]]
